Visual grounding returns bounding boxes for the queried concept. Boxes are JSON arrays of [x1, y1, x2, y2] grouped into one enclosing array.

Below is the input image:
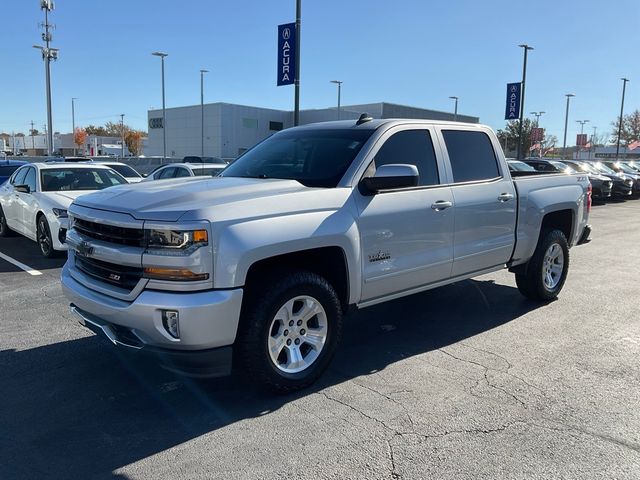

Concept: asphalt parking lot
[[1, 200, 639, 480]]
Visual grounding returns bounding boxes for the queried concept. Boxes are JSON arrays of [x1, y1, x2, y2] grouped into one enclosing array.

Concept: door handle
[[431, 200, 453, 211], [498, 192, 514, 202]]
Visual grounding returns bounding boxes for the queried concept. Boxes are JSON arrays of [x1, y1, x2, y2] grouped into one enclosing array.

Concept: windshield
[[593, 163, 616, 175], [612, 162, 638, 175], [41, 168, 128, 191], [106, 164, 141, 177], [508, 161, 535, 172], [220, 128, 374, 188], [194, 167, 225, 177]]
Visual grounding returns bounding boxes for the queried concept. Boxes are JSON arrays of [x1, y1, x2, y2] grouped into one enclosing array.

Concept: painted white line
[[0, 251, 43, 276]]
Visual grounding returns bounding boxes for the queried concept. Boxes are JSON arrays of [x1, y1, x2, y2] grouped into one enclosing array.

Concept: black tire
[[0, 206, 12, 237], [516, 229, 570, 301], [236, 269, 343, 393], [36, 215, 56, 258]]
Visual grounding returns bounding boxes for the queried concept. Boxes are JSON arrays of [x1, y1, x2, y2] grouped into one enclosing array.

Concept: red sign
[[531, 127, 544, 142], [576, 134, 588, 146]]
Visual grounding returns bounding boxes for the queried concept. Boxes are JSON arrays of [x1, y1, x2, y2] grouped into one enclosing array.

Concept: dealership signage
[[576, 134, 588, 146], [504, 82, 521, 120], [531, 127, 544, 142], [277, 23, 297, 86]]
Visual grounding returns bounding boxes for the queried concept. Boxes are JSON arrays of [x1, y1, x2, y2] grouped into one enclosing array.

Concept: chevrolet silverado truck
[[62, 117, 592, 392]]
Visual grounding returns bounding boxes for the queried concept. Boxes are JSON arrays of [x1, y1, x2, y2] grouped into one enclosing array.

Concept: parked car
[[0, 163, 128, 257], [93, 161, 143, 183], [523, 158, 573, 173], [62, 118, 591, 392], [143, 162, 227, 181], [44, 156, 93, 163], [600, 161, 640, 196], [561, 160, 613, 200], [507, 160, 537, 173], [0, 159, 28, 185], [587, 162, 634, 197], [182, 156, 227, 164]]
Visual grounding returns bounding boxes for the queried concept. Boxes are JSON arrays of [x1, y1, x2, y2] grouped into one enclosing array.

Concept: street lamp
[[152, 51, 168, 161], [615, 78, 629, 161], [530, 111, 545, 127], [562, 93, 575, 159], [449, 96, 459, 122], [330, 80, 342, 120], [71, 97, 77, 155], [576, 119, 589, 160], [591, 126, 598, 159], [200, 69, 209, 157], [516, 44, 534, 160], [120, 113, 125, 158]]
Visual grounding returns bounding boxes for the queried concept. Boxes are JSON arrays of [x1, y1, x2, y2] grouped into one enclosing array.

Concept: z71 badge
[[368, 250, 391, 263]]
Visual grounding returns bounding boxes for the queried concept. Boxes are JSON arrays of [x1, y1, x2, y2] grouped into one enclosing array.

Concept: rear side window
[[174, 167, 191, 178], [157, 167, 175, 179], [373, 129, 439, 186], [442, 130, 500, 183]]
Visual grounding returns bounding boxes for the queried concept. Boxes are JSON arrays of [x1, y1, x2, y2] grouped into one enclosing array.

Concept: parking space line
[[0, 252, 43, 276]]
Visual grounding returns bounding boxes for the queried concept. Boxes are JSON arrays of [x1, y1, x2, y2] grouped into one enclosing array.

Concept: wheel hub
[[542, 243, 564, 290]]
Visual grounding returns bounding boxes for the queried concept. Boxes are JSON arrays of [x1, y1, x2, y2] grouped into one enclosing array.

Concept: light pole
[[71, 97, 77, 155], [330, 80, 342, 120], [615, 78, 629, 161], [562, 93, 575, 159], [449, 96, 459, 122], [200, 69, 209, 157], [30, 120, 36, 151], [576, 119, 589, 160], [120, 114, 125, 158], [516, 44, 533, 160], [591, 126, 598, 159], [293, 0, 302, 126], [152, 51, 168, 161]]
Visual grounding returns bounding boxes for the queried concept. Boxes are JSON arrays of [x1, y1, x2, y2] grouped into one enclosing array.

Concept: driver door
[[14, 166, 39, 239], [3, 166, 28, 233]]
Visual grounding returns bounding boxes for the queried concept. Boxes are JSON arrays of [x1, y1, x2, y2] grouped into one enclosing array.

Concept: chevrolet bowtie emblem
[[76, 240, 94, 257]]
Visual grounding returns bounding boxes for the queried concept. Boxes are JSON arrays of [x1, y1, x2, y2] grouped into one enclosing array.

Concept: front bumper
[[62, 263, 244, 375], [70, 305, 233, 377]]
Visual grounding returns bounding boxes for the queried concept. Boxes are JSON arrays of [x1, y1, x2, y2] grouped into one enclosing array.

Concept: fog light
[[162, 310, 180, 339]]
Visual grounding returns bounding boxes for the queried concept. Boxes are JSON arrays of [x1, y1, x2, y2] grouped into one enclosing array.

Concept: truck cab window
[[372, 129, 439, 186], [443, 130, 500, 183]]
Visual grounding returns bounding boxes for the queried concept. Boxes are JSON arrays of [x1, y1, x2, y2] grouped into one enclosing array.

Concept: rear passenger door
[[355, 127, 455, 301], [439, 128, 517, 277]]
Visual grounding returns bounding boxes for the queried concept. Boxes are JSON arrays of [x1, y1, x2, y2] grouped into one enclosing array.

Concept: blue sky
[[1, 0, 638, 145]]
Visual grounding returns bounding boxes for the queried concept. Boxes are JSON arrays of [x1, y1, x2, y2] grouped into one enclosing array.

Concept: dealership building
[[146, 102, 479, 159]]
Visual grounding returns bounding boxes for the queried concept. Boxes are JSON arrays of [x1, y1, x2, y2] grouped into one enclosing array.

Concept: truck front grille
[[74, 218, 145, 247], [75, 256, 143, 290]]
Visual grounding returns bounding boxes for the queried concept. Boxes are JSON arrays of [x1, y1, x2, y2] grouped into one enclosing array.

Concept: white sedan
[[143, 162, 227, 181], [0, 162, 128, 257]]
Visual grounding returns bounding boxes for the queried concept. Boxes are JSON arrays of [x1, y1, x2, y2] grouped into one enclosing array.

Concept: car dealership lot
[[1, 202, 639, 479]]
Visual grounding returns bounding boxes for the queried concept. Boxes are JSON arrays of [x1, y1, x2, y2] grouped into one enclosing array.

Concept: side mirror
[[360, 164, 419, 195], [15, 184, 31, 194]]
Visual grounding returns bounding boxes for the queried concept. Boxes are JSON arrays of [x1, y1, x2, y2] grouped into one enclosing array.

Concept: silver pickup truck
[[62, 117, 591, 392]]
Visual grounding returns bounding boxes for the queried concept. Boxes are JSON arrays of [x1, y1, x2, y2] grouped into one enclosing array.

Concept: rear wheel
[[236, 270, 343, 393], [37, 215, 56, 258], [0, 206, 12, 237], [516, 229, 569, 301]]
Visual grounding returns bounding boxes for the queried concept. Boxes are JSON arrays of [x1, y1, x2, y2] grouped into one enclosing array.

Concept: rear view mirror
[[360, 164, 419, 195], [15, 184, 31, 194]]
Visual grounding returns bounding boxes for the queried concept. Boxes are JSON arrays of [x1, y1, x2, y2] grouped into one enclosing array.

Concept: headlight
[[52, 208, 68, 218], [145, 229, 208, 250]]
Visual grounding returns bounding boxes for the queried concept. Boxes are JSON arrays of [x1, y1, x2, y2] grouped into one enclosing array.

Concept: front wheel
[[236, 270, 343, 393], [37, 215, 56, 258], [0, 206, 12, 237], [516, 229, 570, 301]]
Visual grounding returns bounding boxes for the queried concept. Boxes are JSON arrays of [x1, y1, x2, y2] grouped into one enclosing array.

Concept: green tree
[[84, 124, 108, 136], [496, 118, 534, 157]]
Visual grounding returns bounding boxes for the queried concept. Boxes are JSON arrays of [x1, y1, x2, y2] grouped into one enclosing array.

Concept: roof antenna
[[356, 113, 373, 125]]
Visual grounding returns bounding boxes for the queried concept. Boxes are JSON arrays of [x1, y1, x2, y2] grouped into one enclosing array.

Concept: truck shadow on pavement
[[1, 278, 544, 479]]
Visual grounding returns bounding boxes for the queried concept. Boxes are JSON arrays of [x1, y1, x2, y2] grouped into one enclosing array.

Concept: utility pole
[[330, 80, 342, 120], [120, 114, 125, 158], [30, 121, 35, 151], [591, 126, 598, 160], [152, 52, 168, 161], [200, 69, 209, 157], [562, 93, 575, 159], [293, 0, 301, 126], [33, 0, 58, 156], [615, 78, 629, 161], [449, 96, 459, 122], [516, 44, 533, 160], [71, 97, 77, 155]]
